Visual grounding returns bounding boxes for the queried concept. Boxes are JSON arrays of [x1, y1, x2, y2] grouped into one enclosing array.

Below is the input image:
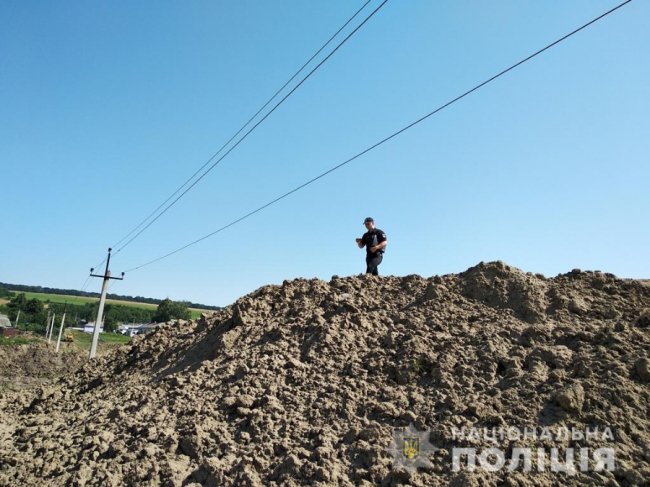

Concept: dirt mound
[[0, 342, 86, 390], [1, 262, 649, 486], [459, 261, 549, 323]]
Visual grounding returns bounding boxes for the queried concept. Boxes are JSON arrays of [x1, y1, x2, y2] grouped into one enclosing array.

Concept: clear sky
[[1, 1, 648, 307]]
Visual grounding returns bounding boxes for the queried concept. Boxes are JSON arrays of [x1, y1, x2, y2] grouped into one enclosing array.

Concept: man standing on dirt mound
[[356, 217, 387, 276]]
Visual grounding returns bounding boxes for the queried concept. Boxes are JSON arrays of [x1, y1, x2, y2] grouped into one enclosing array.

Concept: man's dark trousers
[[366, 254, 383, 275]]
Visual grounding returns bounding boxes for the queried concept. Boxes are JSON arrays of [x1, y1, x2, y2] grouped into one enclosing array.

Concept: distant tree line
[[0, 286, 12, 299], [0, 293, 156, 333], [0, 282, 220, 310], [0, 290, 194, 334]]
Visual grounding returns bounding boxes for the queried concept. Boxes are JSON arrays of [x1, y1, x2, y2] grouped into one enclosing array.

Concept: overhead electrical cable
[[111, 0, 373, 250], [111, 0, 387, 254], [80, 254, 110, 292], [79, 274, 92, 293], [123, 0, 631, 273]]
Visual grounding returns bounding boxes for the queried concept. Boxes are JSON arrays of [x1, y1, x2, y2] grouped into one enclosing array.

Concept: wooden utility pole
[[44, 310, 51, 337], [55, 304, 67, 353], [88, 248, 124, 359], [47, 313, 56, 343]]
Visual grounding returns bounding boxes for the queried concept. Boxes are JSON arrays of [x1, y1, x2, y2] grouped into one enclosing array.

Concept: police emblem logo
[[402, 436, 419, 460], [387, 423, 438, 473]]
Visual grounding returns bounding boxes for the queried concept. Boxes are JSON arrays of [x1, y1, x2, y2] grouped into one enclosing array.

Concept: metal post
[[15, 310, 21, 329]]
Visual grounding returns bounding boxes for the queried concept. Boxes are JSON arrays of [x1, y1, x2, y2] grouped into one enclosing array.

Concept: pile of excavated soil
[[0, 342, 86, 391], [1, 262, 649, 486]]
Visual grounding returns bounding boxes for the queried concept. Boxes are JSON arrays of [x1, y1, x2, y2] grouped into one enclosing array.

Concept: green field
[[13, 291, 157, 308], [67, 329, 131, 349], [9, 291, 210, 319]]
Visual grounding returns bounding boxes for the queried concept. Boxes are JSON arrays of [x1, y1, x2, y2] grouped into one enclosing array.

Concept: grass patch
[[99, 333, 131, 344], [189, 309, 207, 320], [0, 335, 38, 346], [67, 329, 131, 350]]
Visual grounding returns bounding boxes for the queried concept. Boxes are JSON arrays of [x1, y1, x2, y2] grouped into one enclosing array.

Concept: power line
[[79, 275, 92, 293], [80, 254, 111, 293], [111, 0, 373, 250], [111, 0, 385, 254], [82, 3, 361, 301], [80, 255, 109, 292], [124, 0, 631, 273], [115, 0, 387, 255]]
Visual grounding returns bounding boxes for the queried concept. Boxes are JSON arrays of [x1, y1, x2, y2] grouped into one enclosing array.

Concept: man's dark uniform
[[360, 227, 387, 275]]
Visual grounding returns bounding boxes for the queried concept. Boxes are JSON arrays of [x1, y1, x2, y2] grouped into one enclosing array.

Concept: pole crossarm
[[89, 274, 124, 280]]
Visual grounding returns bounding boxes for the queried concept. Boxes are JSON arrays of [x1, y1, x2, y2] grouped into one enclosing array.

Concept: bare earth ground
[[0, 343, 86, 392], [0, 262, 648, 486]]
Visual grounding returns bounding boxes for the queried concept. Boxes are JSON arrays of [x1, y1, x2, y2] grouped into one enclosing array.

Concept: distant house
[[0, 314, 18, 336], [83, 322, 103, 334], [117, 323, 159, 337], [0, 314, 11, 328]]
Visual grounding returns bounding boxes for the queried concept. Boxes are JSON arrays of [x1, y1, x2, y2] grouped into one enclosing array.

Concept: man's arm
[[370, 240, 387, 253], [370, 231, 387, 253], [356, 238, 364, 249]]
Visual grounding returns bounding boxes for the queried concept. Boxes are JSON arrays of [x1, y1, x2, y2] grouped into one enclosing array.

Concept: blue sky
[[1, 1, 648, 307]]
